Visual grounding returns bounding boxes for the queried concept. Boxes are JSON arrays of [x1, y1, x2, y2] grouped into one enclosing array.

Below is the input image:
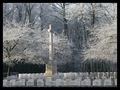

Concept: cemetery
[[3, 3, 117, 87]]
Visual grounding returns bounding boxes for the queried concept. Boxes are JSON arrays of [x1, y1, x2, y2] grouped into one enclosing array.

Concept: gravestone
[[26, 79, 34, 87], [104, 78, 112, 86], [18, 74, 22, 79], [55, 79, 64, 87], [52, 73, 59, 80], [3, 79, 9, 87], [45, 77, 56, 87], [114, 72, 117, 78], [45, 77, 52, 87], [35, 73, 40, 79], [39, 74, 45, 80], [93, 79, 102, 86], [27, 73, 31, 79], [6, 75, 17, 80], [9, 79, 16, 87], [71, 79, 81, 86], [16, 79, 26, 87], [81, 78, 91, 86], [37, 79, 44, 87], [64, 79, 71, 86], [57, 73, 64, 79], [115, 79, 117, 86]]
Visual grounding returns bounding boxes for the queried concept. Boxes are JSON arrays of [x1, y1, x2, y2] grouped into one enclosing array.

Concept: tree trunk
[[91, 3, 95, 28], [62, 3, 68, 36], [7, 66, 10, 77]]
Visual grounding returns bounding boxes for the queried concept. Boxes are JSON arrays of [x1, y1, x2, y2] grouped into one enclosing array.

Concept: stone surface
[[104, 79, 112, 86], [6, 75, 17, 80], [114, 79, 117, 86], [45, 77, 56, 87], [9, 79, 16, 87], [70, 79, 81, 86], [93, 79, 102, 86], [55, 79, 64, 87], [37, 79, 44, 87], [3, 79, 9, 87], [16, 79, 26, 87], [26, 79, 34, 86], [81, 78, 91, 86]]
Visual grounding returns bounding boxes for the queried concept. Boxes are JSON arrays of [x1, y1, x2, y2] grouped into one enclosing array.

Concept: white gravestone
[[81, 78, 91, 86], [39, 74, 45, 80], [63, 79, 71, 86], [45, 77, 56, 87], [3, 79, 9, 87], [104, 79, 112, 86], [35, 74, 40, 79], [9, 79, 16, 87], [18, 74, 26, 79], [26, 79, 34, 87], [52, 74, 59, 80], [55, 79, 64, 87], [27, 73, 31, 79], [16, 79, 26, 87], [37, 79, 44, 87], [115, 79, 117, 86], [93, 79, 102, 86], [6, 75, 17, 80], [18, 74, 22, 79], [45, 77, 52, 87], [58, 73, 64, 79], [70, 79, 81, 86]]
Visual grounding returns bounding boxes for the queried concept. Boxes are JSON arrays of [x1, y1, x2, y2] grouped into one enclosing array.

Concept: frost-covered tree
[[3, 23, 29, 76], [83, 19, 117, 72]]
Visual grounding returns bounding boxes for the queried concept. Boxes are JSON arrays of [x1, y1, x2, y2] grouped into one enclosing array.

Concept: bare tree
[[52, 3, 69, 36], [23, 3, 35, 26]]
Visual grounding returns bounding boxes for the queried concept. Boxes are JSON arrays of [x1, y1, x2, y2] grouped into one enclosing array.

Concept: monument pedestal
[[45, 63, 53, 77]]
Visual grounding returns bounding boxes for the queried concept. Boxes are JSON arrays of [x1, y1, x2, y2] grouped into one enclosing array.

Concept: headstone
[[104, 79, 112, 86], [114, 72, 117, 78], [64, 79, 71, 86], [45, 77, 56, 87], [63, 73, 67, 80], [18, 74, 22, 79], [27, 73, 31, 79], [21, 74, 25, 79], [52, 73, 59, 80], [9, 79, 16, 87], [97, 72, 101, 78], [16, 79, 26, 87], [58, 73, 64, 79], [71, 79, 81, 86], [93, 79, 102, 86], [6, 75, 17, 80], [3, 79, 9, 87], [81, 78, 91, 86], [36, 73, 40, 79], [115, 79, 117, 86], [55, 79, 64, 87], [26, 79, 34, 87], [37, 79, 44, 87]]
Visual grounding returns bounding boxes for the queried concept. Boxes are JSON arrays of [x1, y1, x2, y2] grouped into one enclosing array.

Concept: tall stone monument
[[45, 24, 57, 77]]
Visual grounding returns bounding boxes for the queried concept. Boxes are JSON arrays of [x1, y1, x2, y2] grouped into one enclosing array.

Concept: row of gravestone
[[17, 72, 117, 80], [3, 77, 117, 87], [18, 73, 45, 79]]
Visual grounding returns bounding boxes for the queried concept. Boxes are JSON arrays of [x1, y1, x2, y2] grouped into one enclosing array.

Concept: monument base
[[45, 64, 53, 77]]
